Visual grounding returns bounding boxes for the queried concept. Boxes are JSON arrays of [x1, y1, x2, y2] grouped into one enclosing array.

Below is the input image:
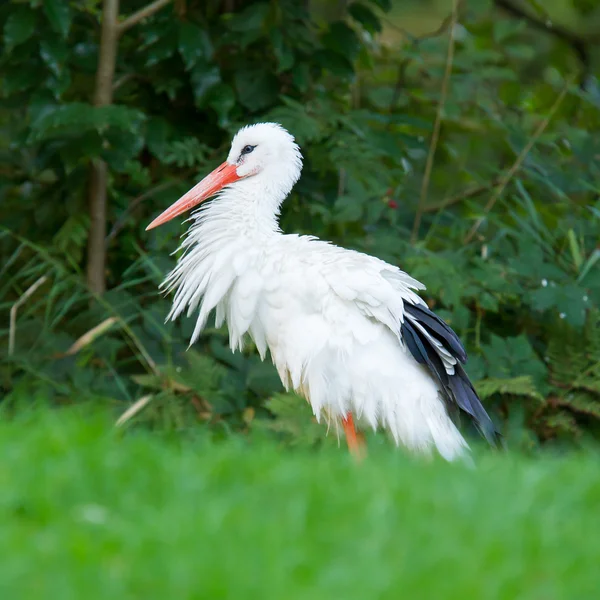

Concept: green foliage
[[258, 392, 339, 449], [476, 375, 543, 402], [1, 0, 599, 449]]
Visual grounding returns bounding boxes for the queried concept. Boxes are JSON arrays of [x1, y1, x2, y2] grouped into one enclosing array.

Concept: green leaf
[[40, 36, 68, 77], [178, 23, 211, 70], [227, 3, 269, 33], [264, 98, 323, 144], [258, 393, 329, 448], [524, 0, 550, 18], [103, 129, 145, 168], [478, 291, 499, 312], [481, 334, 547, 385], [322, 22, 360, 60], [162, 137, 210, 168], [191, 64, 221, 107], [206, 84, 236, 126], [145, 117, 171, 157], [367, 0, 391, 10], [2, 65, 40, 95], [571, 0, 598, 16], [144, 36, 177, 66], [245, 359, 282, 397], [529, 283, 588, 327], [153, 78, 184, 101], [333, 194, 364, 223], [131, 374, 165, 391], [475, 376, 543, 402], [578, 249, 600, 284], [542, 410, 580, 438], [270, 29, 294, 73], [403, 255, 464, 308], [53, 214, 90, 262], [4, 6, 36, 50], [493, 18, 526, 43], [234, 69, 278, 112], [179, 350, 227, 392], [348, 3, 381, 33], [567, 228, 583, 270], [466, 0, 493, 16], [43, 0, 72, 38], [29, 103, 145, 143], [292, 62, 310, 92], [561, 392, 600, 418], [46, 69, 72, 99], [314, 50, 355, 79]]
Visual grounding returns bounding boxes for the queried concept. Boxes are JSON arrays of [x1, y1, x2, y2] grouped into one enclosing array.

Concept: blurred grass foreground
[[1, 407, 599, 599]]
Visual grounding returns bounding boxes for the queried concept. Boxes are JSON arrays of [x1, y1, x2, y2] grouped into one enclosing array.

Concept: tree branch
[[411, 0, 458, 244], [389, 58, 411, 113], [117, 0, 172, 35], [387, 4, 466, 119], [174, 0, 187, 18], [423, 178, 502, 213], [86, 0, 172, 294], [87, 0, 120, 294], [493, 0, 591, 88], [463, 78, 573, 244]]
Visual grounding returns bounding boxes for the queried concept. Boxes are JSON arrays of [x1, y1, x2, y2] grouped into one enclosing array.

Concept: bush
[[1, 0, 599, 449]]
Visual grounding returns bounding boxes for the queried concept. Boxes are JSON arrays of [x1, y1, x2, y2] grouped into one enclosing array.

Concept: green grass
[[1, 408, 599, 599]]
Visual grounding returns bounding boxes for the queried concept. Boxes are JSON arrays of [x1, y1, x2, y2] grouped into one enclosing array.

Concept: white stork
[[147, 123, 499, 460]]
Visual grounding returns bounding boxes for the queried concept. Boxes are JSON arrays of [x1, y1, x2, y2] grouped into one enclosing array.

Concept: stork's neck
[[194, 172, 291, 240]]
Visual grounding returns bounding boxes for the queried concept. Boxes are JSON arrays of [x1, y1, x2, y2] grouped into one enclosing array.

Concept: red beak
[[146, 162, 240, 230]]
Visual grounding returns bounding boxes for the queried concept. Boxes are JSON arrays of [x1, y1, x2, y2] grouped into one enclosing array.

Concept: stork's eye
[[241, 144, 256, 156]]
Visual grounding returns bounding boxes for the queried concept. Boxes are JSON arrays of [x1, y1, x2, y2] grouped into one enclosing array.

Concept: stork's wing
[[321, 248, 426, 332], [324, 248, 499, 445]]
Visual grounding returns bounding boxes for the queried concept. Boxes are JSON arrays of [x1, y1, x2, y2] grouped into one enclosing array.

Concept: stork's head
[[146, 122, 303, 230]]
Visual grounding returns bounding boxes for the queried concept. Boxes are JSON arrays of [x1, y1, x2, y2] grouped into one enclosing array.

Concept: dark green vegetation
[[0, 407, 599, 598], [1, 0, 599, 448]]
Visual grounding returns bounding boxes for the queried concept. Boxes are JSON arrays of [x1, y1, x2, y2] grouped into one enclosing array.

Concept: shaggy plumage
[[153, 123, 499, 460]]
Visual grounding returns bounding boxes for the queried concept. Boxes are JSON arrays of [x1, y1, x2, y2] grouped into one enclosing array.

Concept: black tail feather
[[401, 302, 501, 447], [447, 364, 500, 446]]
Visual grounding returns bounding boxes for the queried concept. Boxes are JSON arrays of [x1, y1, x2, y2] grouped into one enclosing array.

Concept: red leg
[[342, 412, 366, 460]]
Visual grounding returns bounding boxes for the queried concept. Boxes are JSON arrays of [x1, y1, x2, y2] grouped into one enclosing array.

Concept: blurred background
[[1, 0, 599, 450]]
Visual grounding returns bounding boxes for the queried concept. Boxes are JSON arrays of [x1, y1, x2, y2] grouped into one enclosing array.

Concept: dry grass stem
[[116, 395, 153, 427], [60, 317, 120, 357], [8, 275, 48, 356]]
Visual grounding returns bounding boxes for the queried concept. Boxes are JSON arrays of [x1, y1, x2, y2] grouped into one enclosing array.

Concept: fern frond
[[540, 409, 581, 438], [53, 214, 90, 263], [475, 375, 543, 402], [29, 103, 145, 143], [558, 392, 600, 419], [161, 138, 210, 168]]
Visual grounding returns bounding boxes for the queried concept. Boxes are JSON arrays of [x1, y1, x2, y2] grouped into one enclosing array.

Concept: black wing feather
[[403, 302, 467, 362], [401, 302, 500, 446], [401, 320, 449, 385]]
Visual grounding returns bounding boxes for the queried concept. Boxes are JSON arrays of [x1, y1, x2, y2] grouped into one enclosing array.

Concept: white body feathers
[[161, 123, 469, 460]]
